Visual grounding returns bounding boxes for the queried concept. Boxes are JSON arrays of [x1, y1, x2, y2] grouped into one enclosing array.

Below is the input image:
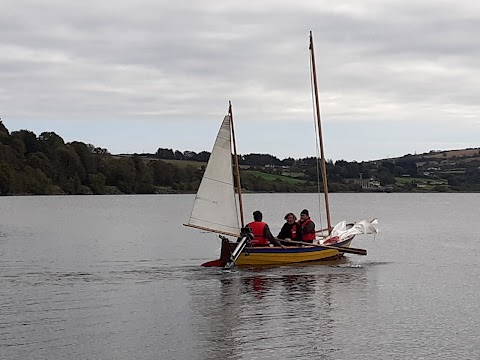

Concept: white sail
[[320, 219, 379, 243], [187, 115, 240, 236]]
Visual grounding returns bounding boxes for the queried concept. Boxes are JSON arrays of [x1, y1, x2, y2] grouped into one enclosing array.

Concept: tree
[[396, 160, 418, 177], [22, 166, 49, 194], [183, 151, 197, 160], [378, 170, 395, 185], [152, 160, 174, 186], [88, 173, 107, 194], [242, 153, 281, 166], [156, 148, 175, 159], [11, 130, 39, 154], [196, 151, 210, 162], [70, 141, 96, 175], [381, 161, 395, 172], [10, 138, 26, 156], [52, 146, 85, 193], [103, 158, 136, 194], [38, 132, 65, 155], [0, 144, 22, 168], [0, 120, 9, 135], [282, 157, 295, 166], [393, 166, 405, 176], [0, 161, 14, 195], [174, 150, 184, 160], [132, 156, 154, 193], [0, 120, 10, 145], [0, 131, 9, 145], [54, 146, 85, 180], [27, 152, 56, 179]]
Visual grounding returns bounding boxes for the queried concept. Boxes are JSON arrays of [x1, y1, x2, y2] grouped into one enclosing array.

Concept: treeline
[[153, 148, 376, 192], [155, 148, 294, 167], [155, 147, 404, 181], [2, 122, 480, 195], [0, 122, 365, 195], [156, 147, 384, 184], [0, 122, 206, 195], [154, 147, 480, 192]]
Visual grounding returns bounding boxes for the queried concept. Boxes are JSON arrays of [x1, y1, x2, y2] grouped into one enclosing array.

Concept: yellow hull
[[234, 240, 353, 266]]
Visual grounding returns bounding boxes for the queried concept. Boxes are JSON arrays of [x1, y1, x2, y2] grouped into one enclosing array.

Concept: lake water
[[1, 193, 479, 359]]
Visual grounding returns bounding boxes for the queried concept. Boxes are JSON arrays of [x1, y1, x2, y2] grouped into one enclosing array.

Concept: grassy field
[[163, 159, 207, 168], [394, 177, 450, 191], [439, 170, 466, 174], [243, 170, 307, 184], [394, 177, 428, 184], [395, 177, 448, 185], [428, 149, 480, 159], [282, 171, 305, 178]]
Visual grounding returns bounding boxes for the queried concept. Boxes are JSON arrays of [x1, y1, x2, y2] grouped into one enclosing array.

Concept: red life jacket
[[299, 218, 316, 241], [247, 221, 269, 245], [291, 223, 299, 240]]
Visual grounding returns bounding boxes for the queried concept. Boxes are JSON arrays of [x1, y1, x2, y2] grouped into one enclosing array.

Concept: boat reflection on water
[[188, 262, 368, 359]]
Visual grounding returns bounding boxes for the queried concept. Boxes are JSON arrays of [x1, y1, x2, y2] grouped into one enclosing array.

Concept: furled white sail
[[187, 115, 240, 237], [320, 219, 379, 243]]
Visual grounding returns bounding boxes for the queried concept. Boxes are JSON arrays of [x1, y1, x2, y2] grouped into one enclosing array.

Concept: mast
[[229, 101, 245, 228], [309, 31, 332, 232]]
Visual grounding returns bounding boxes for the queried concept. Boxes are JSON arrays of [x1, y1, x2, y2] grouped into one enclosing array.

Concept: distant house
[[264, 164, 290, 170], [353, 179, 370, 188], [346, 178, 380, 189]]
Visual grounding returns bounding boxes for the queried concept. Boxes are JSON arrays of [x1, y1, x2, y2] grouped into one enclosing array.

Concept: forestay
[[186, 115, 241, 237]]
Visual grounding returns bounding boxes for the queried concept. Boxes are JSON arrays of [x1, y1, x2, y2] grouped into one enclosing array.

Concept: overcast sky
[[1, 0, 479, 161]]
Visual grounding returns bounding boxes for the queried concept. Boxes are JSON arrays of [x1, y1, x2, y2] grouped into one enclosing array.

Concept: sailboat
[[185, 32, 378, 268]]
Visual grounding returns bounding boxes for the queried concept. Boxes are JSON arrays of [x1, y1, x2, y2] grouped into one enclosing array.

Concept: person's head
[[284, 212, 297, 224], [253, 210, 263, 222], [300, 209, 310, 221]]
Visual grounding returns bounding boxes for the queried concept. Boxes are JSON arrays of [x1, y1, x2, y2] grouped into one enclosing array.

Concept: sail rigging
[[309, 31, 332, 232], [229, 102, 245, 228], [186, 115, 241, 237]]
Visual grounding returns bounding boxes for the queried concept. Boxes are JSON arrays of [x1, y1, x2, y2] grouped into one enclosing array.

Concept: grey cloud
[[0, 0, 479, 159]]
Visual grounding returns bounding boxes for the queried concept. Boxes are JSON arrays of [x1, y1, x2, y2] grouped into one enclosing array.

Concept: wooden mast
[[309, 31, 332, 232], [229, 101, 245, 228]]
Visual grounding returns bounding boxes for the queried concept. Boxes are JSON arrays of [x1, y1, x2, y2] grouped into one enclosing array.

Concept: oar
[[280, 239, 367, 256]]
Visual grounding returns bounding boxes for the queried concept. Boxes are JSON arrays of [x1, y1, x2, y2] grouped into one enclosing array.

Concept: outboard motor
[[223, 227, 253, 270]]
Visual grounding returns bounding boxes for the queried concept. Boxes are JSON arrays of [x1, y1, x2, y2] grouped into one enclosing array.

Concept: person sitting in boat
[[277, 212, 303, 243], [247, 210, 284, 247], [298, 209, 316, 243]]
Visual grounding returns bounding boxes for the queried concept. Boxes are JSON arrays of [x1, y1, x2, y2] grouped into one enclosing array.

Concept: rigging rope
[[309, 54, 325, 234]]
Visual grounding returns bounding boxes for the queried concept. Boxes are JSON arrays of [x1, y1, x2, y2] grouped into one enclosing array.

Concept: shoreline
[[1, 189, 478, 196]]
